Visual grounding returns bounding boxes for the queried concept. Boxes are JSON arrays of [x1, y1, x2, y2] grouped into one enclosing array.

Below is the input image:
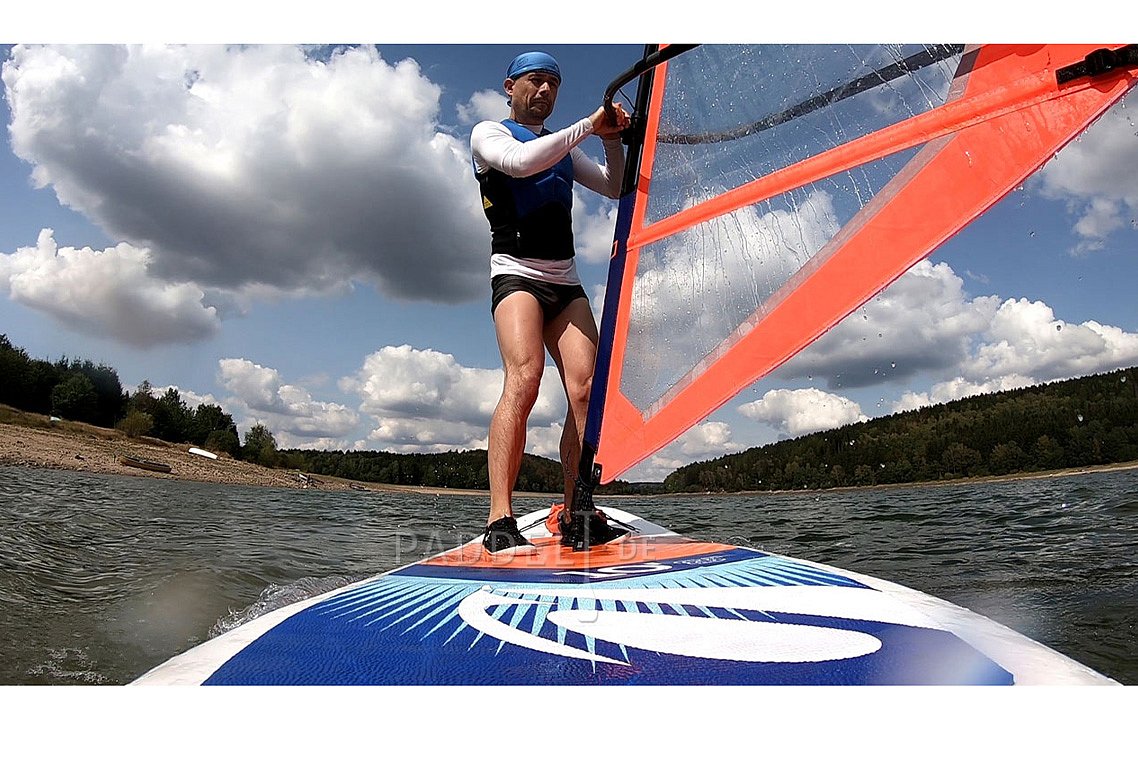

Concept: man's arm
[[570, 137, 625, 200], [471, 119, 596, 178]]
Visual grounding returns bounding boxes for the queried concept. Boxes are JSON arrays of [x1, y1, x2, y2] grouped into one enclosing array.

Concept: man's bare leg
[[544, 297, 599, 510], [487, 292, 546, 525]]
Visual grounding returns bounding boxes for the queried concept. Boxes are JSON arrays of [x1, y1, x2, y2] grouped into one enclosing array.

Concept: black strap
[[1057, 45, 1138, 85]]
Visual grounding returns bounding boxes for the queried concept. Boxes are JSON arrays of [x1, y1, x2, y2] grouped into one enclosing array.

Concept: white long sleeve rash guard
[[470, 116, 625, 285]]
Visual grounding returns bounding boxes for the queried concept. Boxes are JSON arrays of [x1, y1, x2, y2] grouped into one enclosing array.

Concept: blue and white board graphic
[[132, 507, 1117, 686]]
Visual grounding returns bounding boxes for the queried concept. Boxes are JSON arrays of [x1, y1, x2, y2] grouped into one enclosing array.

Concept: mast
[[563, 45, 701, 550], [577, 44, 697, 492]]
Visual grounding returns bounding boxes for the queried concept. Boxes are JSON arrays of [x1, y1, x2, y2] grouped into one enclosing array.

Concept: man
[[471, 51, 630, 553]]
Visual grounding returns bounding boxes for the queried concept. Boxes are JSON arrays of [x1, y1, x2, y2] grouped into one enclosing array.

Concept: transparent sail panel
[[645, 44, 961, 225], [622, 146, 923, 414]]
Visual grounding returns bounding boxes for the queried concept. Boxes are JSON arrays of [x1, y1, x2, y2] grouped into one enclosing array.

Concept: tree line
[[0, 334, 627, 490], [664, 367, 1138, 493], [1, 334, 248, 457], [279, 448, 567, 492], [5, 334, 1135, 492], [277, 447, 651, 494]]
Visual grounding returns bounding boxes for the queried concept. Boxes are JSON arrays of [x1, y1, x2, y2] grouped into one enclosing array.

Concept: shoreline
[[3, 410, 1136, 497], [731, 459, 1138, 497], [0, 414, 503, 497]]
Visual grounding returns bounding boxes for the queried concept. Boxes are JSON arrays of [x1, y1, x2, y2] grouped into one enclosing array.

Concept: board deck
[[133, 506, 1117, 686]]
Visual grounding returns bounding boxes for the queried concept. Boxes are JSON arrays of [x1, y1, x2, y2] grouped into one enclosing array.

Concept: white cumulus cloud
[[891, 296, 1138, 413], [456, 88, 509, 125], [624, 421, 740, 482], [0, 229, 219, 347], [571, 187, 620, 264], [782, 260, 1000, 388], [893, 374, 1039, 413], [618, 188, 841, 410], [973, 298, 1137, 377], [365, 417, 488, 454], [739, 388, 867, 438], [198, 347, 589, 457], [2, 44, 488, 303], [218, 358, 286, 413], [217, 357, 359, 446], [1036, 103, 1138, 254], [151, 385, 223, 411], [343, 344, 569, 453]]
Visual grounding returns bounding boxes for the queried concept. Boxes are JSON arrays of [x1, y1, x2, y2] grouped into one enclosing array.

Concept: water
[[2, 465, 1136, 685]]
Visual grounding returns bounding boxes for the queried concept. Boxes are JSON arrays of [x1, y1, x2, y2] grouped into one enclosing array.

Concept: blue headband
[[506, 52, 561, 83]]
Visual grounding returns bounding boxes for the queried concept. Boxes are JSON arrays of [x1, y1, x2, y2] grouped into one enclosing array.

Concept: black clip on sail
[[1056, 45, 1138, 85], [603, 44, 699, 146]]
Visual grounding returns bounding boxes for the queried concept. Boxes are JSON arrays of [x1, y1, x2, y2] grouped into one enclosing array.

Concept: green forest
[[3, 334, 1136, 492], [279, 448, 567, 493], [1, 334, 247, 458], [665, 367, 1138, 492]]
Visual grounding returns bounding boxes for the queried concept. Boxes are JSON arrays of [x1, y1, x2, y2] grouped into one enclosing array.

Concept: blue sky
[[2, 10, 1136, 481]]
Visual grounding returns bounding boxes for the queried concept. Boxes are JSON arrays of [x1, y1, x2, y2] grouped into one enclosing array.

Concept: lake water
[[2, 464, 1136, 685]]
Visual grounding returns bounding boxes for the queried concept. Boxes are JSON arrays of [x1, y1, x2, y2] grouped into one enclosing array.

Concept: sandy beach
[[0, 409, 491, 496]]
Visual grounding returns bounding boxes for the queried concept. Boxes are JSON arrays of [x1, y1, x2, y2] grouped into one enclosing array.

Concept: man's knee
[[565, 371, 592, 408], [503, 363, 544, 409]]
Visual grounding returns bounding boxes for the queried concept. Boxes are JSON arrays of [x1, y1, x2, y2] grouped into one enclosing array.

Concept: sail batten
[[656, 44, 967, 146], [590, 44, 1137, 483]]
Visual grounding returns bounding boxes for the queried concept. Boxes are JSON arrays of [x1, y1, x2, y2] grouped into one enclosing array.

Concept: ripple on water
[[25, 647, 109, 686], [2, 465, 1137, 685]]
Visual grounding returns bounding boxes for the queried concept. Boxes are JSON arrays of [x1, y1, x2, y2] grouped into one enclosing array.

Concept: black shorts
[[491, 274, 588, 323]]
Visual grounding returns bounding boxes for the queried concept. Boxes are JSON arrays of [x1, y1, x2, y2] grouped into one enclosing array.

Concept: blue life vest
[[475, 119, 575, 260]]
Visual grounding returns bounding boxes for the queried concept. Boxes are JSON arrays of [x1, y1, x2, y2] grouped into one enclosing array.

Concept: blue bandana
[[505, 52, 561, 83]]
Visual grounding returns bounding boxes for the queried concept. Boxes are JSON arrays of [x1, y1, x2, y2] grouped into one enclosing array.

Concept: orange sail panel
[[594, 44, 1137, 482]]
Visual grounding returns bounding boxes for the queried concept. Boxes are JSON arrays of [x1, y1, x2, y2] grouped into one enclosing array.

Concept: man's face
[[505, 71, 560, 124]]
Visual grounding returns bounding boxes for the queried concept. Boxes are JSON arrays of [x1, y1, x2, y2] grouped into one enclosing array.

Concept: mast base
[[561, 469, 627, 552]]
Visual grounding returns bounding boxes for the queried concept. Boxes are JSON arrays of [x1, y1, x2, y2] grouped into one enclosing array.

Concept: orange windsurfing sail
[[581, 44, 1137, 484]]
